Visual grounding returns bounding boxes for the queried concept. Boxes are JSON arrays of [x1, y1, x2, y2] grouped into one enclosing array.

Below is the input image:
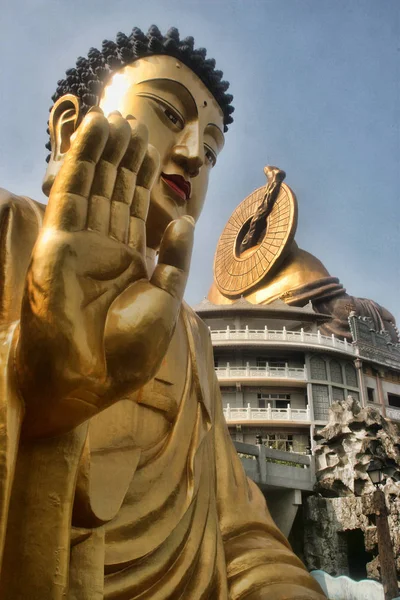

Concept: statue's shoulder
[[0, 188, 46, 226], [0, 189, 45, 324], [208, 243, 334, 306]]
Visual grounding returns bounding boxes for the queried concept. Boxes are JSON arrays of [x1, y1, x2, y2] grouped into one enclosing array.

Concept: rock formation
[[304, 396, 400, 582], [314, 395, 400, 497]]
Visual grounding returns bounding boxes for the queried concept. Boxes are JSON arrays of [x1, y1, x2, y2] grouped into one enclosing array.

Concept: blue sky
[[1, 0, 399, 322]]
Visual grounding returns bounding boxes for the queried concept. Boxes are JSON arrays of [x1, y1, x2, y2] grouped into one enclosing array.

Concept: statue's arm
[[213, 377, 326, 599], [0, 190, 44, 326], [316, 294, 399, 343], [0, 191, 43, 573]]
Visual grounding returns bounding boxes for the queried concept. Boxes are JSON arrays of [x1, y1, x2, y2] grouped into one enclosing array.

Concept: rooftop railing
[[224, 403, 310, 422], [215, 364, 306, 381], [210, 326, 355, 355]]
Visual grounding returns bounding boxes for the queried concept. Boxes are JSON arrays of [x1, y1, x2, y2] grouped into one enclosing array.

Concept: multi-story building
[[193, 167, 400, 548], [198, 165, 400, 454], [194, 297, 400, 453]]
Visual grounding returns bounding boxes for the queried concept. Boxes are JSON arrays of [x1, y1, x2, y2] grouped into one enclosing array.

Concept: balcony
[[210, 326, 355, 355], [224, 404, 310, 422], [234, 441, 315, 492], [215, 364, 307, 382]]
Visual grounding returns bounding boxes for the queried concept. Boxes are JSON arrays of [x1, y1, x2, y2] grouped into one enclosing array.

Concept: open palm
[[17, 109, 194, 438]]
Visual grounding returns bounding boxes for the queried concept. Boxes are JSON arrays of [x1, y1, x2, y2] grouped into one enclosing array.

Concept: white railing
[[215, 363, 306, 380], [224, 403, 310, 422], [210, 326, 354, 354], [386, 406, 400, 422]]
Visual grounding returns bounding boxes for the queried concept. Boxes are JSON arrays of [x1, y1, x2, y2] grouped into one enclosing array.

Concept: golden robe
[[0, 190, 325, 599]]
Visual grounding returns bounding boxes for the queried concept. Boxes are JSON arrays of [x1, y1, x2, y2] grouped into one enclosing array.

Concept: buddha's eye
[[204, 145, 217, 167], [136, 92, 185, 131], [165, 108, 180, 126], [162, 106, 184, 130]]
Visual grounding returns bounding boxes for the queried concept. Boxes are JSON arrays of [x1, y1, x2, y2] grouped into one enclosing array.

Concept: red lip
[[161, 173, 191, 202]]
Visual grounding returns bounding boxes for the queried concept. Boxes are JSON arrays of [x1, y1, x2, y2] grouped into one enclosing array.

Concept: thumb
[[150, 215, 195, 300]]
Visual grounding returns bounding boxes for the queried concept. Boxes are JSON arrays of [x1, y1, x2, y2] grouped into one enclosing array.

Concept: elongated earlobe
[[42, 94, 81, 196]]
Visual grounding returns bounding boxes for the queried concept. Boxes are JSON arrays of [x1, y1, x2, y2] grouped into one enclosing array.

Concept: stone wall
[[304, 484, 400, 581]]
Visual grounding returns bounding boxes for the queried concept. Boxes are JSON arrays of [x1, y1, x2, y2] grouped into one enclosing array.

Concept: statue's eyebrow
[[137, 78, 197, 119]]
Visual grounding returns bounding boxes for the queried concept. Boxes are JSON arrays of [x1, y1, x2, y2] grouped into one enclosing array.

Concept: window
[[367, 387, 375, 403], [214, 357, 219, 368], [388, 393, 400, 409], [257, 393, 290, 409], [310, 357, 327, 380], [276, 400, 289, 409], [264, 433, 293, 452], [312, 384, 330, 420], [332, 387, 344, 402], [345, 364, 358, 387], [256, 357, 286, 368], [330, 360, 343, 384], [269, 359, 286, 368]]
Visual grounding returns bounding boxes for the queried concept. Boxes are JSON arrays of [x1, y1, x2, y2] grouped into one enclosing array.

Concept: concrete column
[[257, 443, 267, 482], [235, 387, 244, 408], [307, 381, 316, 452], [266, 489, 302, 538], [310, 423, 316, 452], [376, 370, 387, 417], [354, 358, 367, 407], [306, 383, 314, 417]]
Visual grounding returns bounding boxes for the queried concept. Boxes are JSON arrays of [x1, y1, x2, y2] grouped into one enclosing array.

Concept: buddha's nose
[[172, 125, 204, 178]]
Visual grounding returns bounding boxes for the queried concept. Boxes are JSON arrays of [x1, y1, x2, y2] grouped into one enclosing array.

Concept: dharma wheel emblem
[[214, 166, 298, 297]]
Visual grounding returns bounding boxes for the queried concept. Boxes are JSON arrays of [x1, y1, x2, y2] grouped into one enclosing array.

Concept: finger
[[128, 145, 160, 251], [87, 113, 131, 234], [46, 110, 109, 232], [109, 118, 149, 243], [150, 215, 195, 300]]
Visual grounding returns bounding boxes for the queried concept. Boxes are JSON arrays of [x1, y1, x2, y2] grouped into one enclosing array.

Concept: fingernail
[[108, 110, 122, 118], [126, 114, 136, 120], [183, 215, 195, 226]]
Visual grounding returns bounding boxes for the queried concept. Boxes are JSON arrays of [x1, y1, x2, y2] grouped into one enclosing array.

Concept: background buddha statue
[[209, 166, 398, 343], [0, 26, 325, 600]]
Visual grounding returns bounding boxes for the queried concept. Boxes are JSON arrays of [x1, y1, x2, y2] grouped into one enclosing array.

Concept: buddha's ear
[[42, 94, 82, 197]]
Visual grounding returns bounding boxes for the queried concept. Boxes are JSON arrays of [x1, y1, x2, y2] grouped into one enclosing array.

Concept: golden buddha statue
[[0, 26, 325, 599], [209, 166, 398, 342]]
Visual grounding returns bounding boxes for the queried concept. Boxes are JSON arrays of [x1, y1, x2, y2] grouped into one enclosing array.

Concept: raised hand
[[16, 108, 194, 438]]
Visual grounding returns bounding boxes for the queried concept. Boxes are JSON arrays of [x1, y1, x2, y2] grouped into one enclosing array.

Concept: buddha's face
[[97, 55, 225, 248]]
